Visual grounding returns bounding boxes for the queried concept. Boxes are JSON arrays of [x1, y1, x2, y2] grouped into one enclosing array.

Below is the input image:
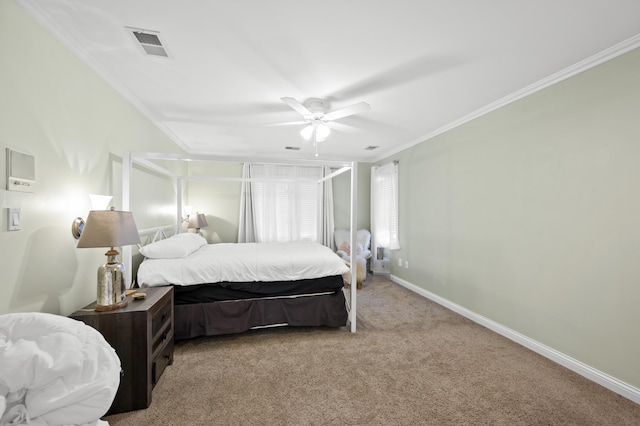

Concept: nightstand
[[372, 257, 390, 274], [70, 286, 174, 414]]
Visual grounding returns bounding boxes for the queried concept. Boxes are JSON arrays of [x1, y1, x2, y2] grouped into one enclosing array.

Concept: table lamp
[[187, 212, 208, 236], [76, 208, 141, 311]]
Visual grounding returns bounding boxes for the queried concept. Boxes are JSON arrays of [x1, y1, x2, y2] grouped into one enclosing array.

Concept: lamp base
[[95, 298, 129, 312], [95, 249, 128, 312]]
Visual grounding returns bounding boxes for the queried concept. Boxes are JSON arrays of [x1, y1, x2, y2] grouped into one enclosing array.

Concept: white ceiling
[[18, 0, 640, 162]]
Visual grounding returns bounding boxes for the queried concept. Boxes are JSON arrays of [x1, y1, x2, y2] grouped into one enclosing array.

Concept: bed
[[136, 233, 350, 340]]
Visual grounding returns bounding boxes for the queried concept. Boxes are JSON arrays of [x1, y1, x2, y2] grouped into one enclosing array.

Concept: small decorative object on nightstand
[[70, 286, 174, 415]]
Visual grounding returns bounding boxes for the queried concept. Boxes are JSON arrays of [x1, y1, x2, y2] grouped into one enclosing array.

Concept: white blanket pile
[[0, 312, 120, 426]]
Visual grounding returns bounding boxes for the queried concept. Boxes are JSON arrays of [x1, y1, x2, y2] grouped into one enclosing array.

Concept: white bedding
[[0, 312, 120, 426], [137, 241, 349, 287]]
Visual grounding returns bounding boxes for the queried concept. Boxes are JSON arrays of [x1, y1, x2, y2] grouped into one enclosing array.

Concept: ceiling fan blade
[[263, 120, 307, 127], [323, 101, 370, 121], [281, 97, 312, 118], [326, 121, 361, 133]]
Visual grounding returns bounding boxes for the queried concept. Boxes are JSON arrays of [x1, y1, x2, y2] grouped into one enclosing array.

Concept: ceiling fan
[[280, 97, 370, 156]]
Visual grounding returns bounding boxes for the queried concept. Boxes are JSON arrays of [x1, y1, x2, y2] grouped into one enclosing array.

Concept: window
[[371, 161, 400, 252], [249, 164, 323, 242]]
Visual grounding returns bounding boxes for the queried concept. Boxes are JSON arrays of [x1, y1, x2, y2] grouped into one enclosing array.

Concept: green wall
[[0, 1, 182, 316], [185, 161, 243, 243], [384, 48, 640, 389]]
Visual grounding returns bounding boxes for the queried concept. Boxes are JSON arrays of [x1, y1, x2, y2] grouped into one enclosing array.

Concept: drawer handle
[[162, 332, 168, 341], [161, 312, 168, 322]]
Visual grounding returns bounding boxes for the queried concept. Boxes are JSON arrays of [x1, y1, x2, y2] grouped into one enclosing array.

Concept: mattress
[[137, 241, 349, 287]]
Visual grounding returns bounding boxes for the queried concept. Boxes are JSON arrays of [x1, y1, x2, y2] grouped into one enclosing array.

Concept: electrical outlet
[[405, 260, 409, 268], [398, 258, 402, 267]]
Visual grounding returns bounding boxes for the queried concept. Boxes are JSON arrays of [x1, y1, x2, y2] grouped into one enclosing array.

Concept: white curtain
[[238, 163, 332, 245], [237, 163, 257, 243], [371, 161, 400, 253]]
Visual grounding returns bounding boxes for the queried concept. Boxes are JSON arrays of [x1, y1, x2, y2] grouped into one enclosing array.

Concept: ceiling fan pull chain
[[314, 131, 319, 157]]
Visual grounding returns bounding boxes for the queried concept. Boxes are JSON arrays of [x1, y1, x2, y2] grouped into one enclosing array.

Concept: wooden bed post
[[350, 161, 358, 333]]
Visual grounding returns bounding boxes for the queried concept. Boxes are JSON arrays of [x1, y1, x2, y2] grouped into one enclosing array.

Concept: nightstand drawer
[[153, 338, 174, 386], [151, 296, 172, 338], [152, 322, 173, 354]]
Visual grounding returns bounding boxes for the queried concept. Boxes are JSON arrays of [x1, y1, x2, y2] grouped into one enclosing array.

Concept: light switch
[[7, 208, 21, 231]]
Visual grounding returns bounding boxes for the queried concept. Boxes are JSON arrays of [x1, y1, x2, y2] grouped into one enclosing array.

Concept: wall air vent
[[365, 146, 379, 150], [285, 146, 301, 150], [126, 27, 171, 58]]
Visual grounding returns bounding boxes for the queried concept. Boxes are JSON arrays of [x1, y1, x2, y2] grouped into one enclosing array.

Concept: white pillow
[[139, 232, 207, 259]]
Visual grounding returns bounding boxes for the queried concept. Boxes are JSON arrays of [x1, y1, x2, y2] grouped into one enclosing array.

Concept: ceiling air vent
[[365, 146, 379, 150], [126, 27, 171, 58]]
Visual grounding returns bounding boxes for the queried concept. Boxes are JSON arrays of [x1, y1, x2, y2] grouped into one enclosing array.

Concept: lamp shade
[[188, 213, 208, 229], [77, 210, 141, 248]]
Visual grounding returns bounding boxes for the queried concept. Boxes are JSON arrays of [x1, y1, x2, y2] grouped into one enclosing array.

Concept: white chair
[[334, 229, 372, 289]]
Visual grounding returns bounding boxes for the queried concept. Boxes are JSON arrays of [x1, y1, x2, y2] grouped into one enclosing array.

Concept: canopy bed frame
[[121, 151, 360, 334]]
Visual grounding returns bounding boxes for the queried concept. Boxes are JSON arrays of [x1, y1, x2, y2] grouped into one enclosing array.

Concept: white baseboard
[[390, 274, 640, 405]]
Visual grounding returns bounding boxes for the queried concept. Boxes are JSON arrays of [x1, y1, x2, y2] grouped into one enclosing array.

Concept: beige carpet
[[105, 275, 640, 425]]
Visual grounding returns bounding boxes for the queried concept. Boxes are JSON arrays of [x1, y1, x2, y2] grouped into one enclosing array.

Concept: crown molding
[[374, 34, 640, 163], [17, 0, 191, 154], [17, 0, 640, 164]]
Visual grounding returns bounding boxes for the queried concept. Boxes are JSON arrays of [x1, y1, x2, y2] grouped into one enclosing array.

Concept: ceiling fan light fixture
[[300, 124, 314, 141], [316, 123, 331, 140]]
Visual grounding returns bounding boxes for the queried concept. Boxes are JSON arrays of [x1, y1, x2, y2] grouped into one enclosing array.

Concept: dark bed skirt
[[174, 291, 348, 340]]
